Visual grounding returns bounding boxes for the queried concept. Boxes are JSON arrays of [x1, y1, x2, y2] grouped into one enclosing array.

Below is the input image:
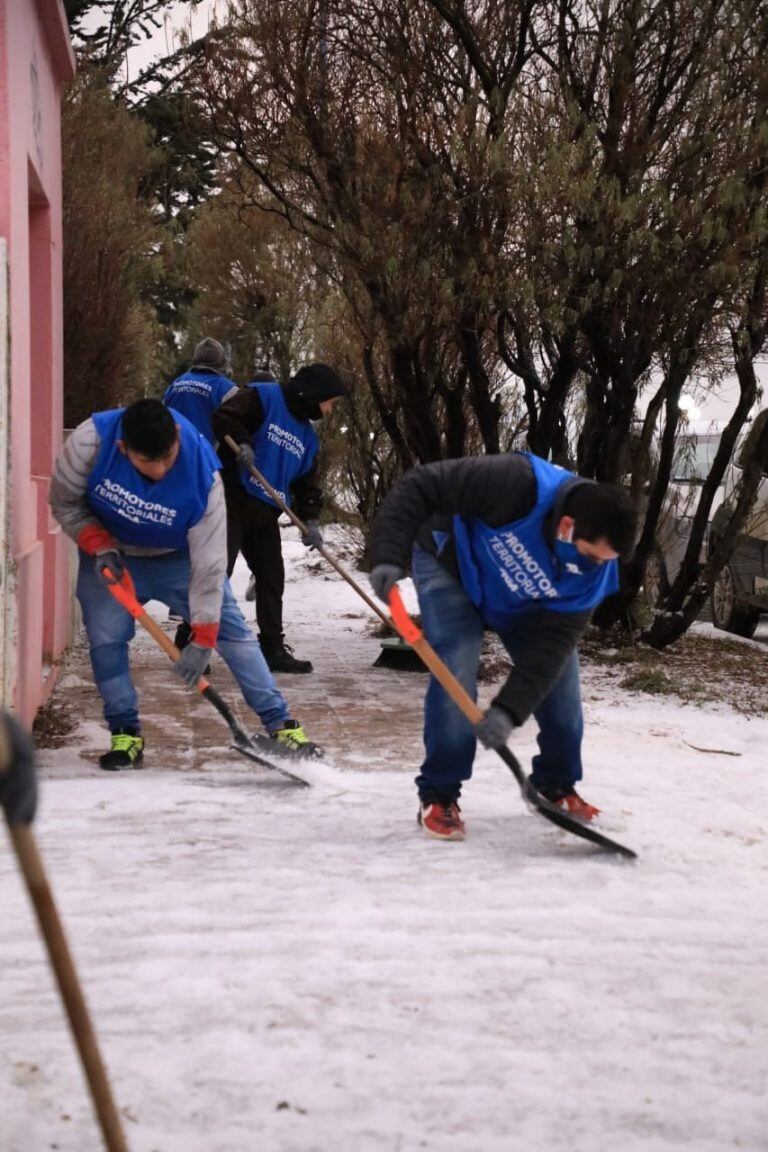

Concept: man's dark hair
[[251, 369, 278, 383], [121, 399, 178, 459], [567, 482, 637, 559]]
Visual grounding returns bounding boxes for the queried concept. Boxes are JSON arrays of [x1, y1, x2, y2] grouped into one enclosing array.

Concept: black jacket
[[370, 453, 593, 727], [212, 365, 347, 524]]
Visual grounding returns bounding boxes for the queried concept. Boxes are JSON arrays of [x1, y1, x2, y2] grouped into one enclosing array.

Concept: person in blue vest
[[240, 369, 280, 608], [49, 398, 320, 769], [368, 452, 636, 840], [212, 363, 347, 674], [162, 337, 238, 653], [162, 337, 238, 445]]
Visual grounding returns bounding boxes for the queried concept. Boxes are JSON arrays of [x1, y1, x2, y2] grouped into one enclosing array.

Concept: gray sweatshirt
[[49, 419, 227, 626]]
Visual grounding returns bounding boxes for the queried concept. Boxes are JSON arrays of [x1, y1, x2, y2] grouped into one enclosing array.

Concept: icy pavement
[[1, 529, 767, 1151]]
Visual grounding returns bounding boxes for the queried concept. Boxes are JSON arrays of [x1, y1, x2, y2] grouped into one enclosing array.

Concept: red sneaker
[[540, 786, 600, 822], [418, 800, 466, 840]]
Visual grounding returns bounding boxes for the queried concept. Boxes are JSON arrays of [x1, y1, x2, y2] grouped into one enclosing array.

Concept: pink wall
[[0, 1, 75, 723]]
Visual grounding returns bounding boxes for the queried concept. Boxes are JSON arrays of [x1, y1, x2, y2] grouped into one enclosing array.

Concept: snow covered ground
[[2, 528, 767, 1152]]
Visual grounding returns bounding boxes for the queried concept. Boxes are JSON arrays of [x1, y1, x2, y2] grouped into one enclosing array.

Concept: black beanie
[[283, 363, 347, 420]]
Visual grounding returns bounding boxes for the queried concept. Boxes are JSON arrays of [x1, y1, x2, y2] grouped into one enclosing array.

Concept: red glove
[[190, 623, 219, 649], [76, 525, 118, 556]]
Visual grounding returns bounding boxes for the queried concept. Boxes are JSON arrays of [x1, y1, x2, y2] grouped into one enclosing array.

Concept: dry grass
[[32, 697, 78, 748], [580, 629, 768, 715], [365, 600, 768, 716], [477, 628, 768, 715]]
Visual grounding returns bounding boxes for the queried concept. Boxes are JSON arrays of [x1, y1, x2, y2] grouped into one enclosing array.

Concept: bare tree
[[182, 0, 768, 649], [190, 0, 542, 467], [183, 180, 317, 380]]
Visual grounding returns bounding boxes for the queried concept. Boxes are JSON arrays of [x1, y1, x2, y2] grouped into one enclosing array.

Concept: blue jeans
[[411, 546, 584, 801], [76, 550, 290, 735]]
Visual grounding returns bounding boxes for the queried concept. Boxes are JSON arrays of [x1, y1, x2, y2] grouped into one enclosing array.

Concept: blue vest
[[162, 371, 233, 445], [239, 383, 319, 508], [87, 408, 220, 549], [452, 453, 620, 629]]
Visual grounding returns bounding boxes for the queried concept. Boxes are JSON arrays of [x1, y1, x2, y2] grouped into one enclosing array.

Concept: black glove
[[474, 705, 514, 750], [236, 443, 256, 471], [94, 549, 125, 588], [173, 643, 213, 687], [0, 713, 38, 826], [301, 520, 323, 550], [369, 563, 405, 602]]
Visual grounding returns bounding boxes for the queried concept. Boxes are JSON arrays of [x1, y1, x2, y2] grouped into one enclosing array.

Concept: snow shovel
[[387, 587, 637, 859], [222, 435, 426, 672], [0, 722, 130, 1152], [103, 568, 310, 787]]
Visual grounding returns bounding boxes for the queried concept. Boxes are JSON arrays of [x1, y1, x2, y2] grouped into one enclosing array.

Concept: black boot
[[260, 637, 313, 674]]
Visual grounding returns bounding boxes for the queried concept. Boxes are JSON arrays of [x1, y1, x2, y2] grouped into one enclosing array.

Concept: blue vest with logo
[[162, 371, 233, 445], [238, 383, 319, 508], [87, 408, 220, 549], [452, 453, 619, 629]]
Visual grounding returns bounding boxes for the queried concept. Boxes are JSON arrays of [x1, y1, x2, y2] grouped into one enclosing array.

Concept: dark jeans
[[411, 545, 584, 801], [226, 506, 284, 645]]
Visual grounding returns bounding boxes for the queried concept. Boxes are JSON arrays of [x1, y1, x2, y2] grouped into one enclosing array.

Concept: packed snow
[[1, 527, 766, 1151]]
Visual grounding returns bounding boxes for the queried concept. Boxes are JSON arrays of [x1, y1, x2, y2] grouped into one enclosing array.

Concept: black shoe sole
[[264, 661, 314, 674], [100, 752, 144, 772]]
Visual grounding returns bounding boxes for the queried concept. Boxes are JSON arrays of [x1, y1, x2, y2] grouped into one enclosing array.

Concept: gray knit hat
[[191, 337, 229, 373]]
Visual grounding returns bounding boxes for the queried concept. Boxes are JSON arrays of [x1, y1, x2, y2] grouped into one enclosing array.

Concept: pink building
[[0, 1, 75, 723]]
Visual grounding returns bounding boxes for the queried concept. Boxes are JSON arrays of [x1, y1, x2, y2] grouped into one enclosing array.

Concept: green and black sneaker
[[99, 730, 145, 771], [270, 720, 322, 759]]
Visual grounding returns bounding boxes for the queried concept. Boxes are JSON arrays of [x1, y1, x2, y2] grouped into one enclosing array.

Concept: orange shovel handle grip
[[102, 567, 209, 689], [102, 568, 143, 619], [387, 586, 423, 645]]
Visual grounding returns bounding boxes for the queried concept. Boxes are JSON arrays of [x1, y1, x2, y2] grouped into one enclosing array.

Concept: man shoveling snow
[[369, 452, 636, 840], [49, 398, 322, 769]]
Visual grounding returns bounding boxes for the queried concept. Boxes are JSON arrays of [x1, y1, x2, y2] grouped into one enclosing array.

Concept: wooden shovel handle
[[7, 823, 130, 1151], [223, 434, 391, 628]]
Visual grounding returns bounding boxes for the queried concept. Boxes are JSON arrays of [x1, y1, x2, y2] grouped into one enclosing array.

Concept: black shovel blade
[[201, 684, 311, 787], [229, 731, 311, 787], [497, 746, 637, 859]]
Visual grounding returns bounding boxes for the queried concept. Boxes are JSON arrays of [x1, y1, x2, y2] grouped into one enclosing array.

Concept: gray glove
[[474, 705, 514, 750], [94, 549, 126, 588], [235, 443, 256, 471], [301, 520, 323, 550], [0, 712, 38, 826], [173, 643, 213, 688], [369, 563, 405, 602]]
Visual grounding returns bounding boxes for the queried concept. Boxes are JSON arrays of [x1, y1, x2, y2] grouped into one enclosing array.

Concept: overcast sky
[[123, 0, 224, 81]]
